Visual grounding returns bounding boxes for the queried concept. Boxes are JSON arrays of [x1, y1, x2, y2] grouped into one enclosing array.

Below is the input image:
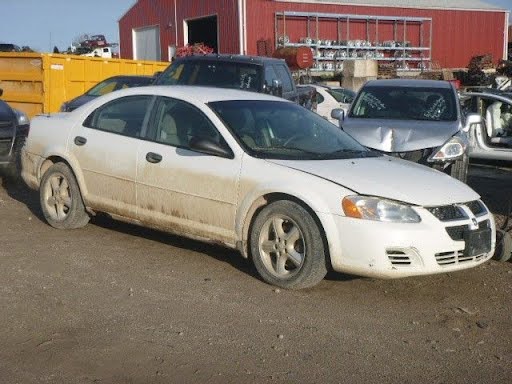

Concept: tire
[[39, 162, 90, 229], [449, 153, 469, 183], [250, 200, 327, 289], [492, 229, 512, 262]]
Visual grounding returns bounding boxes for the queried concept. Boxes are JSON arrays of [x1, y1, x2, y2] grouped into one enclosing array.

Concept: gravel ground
[[0, 165, 511, 384]]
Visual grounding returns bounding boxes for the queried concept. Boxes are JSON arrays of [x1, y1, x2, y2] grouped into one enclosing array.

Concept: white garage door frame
[[132, 25, 161, 61], [183, 14, 220, 52]]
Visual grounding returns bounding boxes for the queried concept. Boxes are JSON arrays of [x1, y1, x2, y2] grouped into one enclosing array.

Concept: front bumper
[[20, 148, 42, 190], [320, 204, 495, 279]]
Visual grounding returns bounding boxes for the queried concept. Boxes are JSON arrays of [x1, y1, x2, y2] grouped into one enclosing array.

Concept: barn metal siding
[[246, 0, 506, 68], [119, 0, 176, 60], [119, 0, 506, 68], [119, 0, 240, 61]]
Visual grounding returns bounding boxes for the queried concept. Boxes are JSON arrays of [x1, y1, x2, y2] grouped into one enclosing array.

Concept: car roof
[[173, 54, 285, 65], [98, 85, 290, 104], [460, 91, 512, 103], [364, 79, 453, 89], [103, 74, 154, 81]]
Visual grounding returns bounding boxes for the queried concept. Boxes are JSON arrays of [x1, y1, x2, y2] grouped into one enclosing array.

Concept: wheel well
[[39, 156, 89, 210], [39, 156, 70, 180], [243, 193, 332, 268]]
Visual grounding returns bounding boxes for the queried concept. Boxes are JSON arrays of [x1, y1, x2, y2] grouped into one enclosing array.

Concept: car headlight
[[428, 132, 468, 162], [13, 109, 29, 126], [342, 196, 421, 223]]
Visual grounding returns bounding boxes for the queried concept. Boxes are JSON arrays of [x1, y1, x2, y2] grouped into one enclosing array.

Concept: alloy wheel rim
[[258, 214, 305, 278], [43, 173, 72, 221]]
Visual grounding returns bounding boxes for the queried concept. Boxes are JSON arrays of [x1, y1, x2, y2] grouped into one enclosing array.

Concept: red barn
[[118, 0, 509, 70]]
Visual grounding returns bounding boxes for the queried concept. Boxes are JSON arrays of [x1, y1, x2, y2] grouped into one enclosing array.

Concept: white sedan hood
[[267, 156, 479, 206]]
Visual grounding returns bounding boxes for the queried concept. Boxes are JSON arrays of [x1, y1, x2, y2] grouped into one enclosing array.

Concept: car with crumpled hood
[[337, 79, 482, 182]]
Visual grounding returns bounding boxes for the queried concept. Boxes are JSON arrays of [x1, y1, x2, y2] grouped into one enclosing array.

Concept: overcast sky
[[0, 0, 510, 53]]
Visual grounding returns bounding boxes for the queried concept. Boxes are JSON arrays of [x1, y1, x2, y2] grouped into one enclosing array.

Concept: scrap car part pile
[[455, 54, 495, 87], [496, 59, 512, 78], [176, 43, 214, 57]]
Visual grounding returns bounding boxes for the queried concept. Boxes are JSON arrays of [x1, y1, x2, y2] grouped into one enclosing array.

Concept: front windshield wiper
[[324, 149, 381, 158]]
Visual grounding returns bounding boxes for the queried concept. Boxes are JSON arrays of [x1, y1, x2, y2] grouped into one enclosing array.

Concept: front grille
[[446, 225, 468, 241], [436, 249, 487, 266], [427, 205, 467, 221], [388, 148, 433, 165], [467, 200, 487, 217], [445, 219, 490, 241], [479, 219, 490, 229], [445, 220, 491, 241], [427, 200, 487, 222]]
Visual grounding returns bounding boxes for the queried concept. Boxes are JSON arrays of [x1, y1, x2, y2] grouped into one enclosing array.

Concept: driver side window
[[150, 97, 222, 150]]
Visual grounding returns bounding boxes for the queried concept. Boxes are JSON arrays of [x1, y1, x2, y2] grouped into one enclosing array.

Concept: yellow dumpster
[[0, 52, 169, 118]]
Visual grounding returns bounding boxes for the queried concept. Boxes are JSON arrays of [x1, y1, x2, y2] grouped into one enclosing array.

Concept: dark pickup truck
[[154, 54, 316, 110]]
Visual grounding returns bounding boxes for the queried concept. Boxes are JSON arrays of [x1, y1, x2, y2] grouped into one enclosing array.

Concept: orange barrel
[[272, 46, 314, 70]]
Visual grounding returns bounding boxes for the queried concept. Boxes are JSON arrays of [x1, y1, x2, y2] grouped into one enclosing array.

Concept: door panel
[[136, 97, 240, 245], [137, 144, 240, 244], [69, 95, 152, 218], [70, 128, 140, 217]]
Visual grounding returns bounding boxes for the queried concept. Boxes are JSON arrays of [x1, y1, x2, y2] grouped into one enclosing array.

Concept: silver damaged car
[[335, 79, 483, 182]]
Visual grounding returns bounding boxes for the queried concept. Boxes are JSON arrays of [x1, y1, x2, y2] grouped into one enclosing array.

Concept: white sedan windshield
[[210, 100, 377, 160]]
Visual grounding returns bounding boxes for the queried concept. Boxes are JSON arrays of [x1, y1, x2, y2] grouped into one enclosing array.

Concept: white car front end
[[258, 156, 495, 278]]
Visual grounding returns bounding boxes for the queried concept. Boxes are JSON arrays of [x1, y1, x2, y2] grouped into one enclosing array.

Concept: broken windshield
[[349, 86, 457, 121]]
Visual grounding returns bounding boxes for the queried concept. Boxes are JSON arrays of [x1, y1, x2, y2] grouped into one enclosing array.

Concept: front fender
[[234, 156, 350, 259]]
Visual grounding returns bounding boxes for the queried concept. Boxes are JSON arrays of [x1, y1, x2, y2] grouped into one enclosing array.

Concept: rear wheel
[[250, 200, 327, 289], [40, 163, 90, 229]]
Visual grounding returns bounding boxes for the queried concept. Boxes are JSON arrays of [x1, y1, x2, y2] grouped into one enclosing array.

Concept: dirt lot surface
[[1, 165, 511, 384]]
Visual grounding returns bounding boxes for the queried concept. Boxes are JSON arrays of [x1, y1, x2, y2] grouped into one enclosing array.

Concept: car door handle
[[145, 152, 162, 164], [74, 136, 87, 146]]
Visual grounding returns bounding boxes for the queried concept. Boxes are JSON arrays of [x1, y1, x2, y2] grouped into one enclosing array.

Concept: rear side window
[[273, 64, 293, 93], [83, 95, 152, 138], [87, 79, 118, 96], [156, 61, 261, 91]]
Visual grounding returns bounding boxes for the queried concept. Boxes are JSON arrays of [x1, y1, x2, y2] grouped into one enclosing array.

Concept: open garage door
[[133, 26, 161, 61], [186, 16, 218, 53]]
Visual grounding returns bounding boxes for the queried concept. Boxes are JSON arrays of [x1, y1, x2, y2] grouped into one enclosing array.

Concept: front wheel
[[39, 163, 90, 229], [449, 154, 469, 183], [250, 200, 327, 289], [493, 229, 512, 262]]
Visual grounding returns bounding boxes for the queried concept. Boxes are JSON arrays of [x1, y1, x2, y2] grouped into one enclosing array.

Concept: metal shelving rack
[[275, 11, 432, 73]]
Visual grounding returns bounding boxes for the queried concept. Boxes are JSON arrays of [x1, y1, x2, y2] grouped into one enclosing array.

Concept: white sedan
[[311, 84, 355, 123], [21, 86, 495, 289]]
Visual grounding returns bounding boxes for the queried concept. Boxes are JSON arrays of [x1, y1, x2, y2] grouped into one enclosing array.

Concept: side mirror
[[463, 113, 483, 132], [331, 108, 345, 122], [189, 137, 234, 159], [271, 79, 283, 97]]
